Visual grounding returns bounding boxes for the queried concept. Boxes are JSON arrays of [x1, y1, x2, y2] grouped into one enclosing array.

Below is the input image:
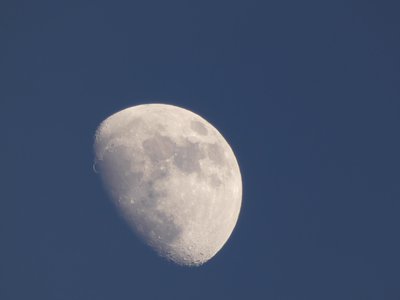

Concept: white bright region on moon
[[93, 104, 242, 266]]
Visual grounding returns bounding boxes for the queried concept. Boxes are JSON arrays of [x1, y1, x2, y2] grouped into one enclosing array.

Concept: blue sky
[[1, 0, 400, 299]]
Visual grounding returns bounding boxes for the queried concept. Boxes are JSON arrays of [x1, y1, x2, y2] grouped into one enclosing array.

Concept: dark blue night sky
[[1, 1, 400, 299]]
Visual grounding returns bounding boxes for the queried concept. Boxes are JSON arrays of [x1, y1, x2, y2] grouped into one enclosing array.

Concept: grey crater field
[[94, 104, 242, 266]]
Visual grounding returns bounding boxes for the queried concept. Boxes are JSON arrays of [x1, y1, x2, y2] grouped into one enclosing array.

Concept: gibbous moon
[[94, 104, 242, 266]]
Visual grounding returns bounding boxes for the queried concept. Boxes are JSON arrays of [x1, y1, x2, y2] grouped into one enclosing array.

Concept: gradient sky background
[[1, 0, 400, 299]]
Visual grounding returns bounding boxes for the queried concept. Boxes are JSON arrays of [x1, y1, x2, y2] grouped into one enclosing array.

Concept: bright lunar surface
[[94, 104, 242, 266]]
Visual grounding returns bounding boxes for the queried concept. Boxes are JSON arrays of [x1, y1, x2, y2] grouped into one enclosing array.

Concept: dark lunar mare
[[173, 141, 205, 174]]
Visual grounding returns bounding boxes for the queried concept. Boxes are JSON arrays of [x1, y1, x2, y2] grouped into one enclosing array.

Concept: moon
[[93, 104, 242, 266]]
